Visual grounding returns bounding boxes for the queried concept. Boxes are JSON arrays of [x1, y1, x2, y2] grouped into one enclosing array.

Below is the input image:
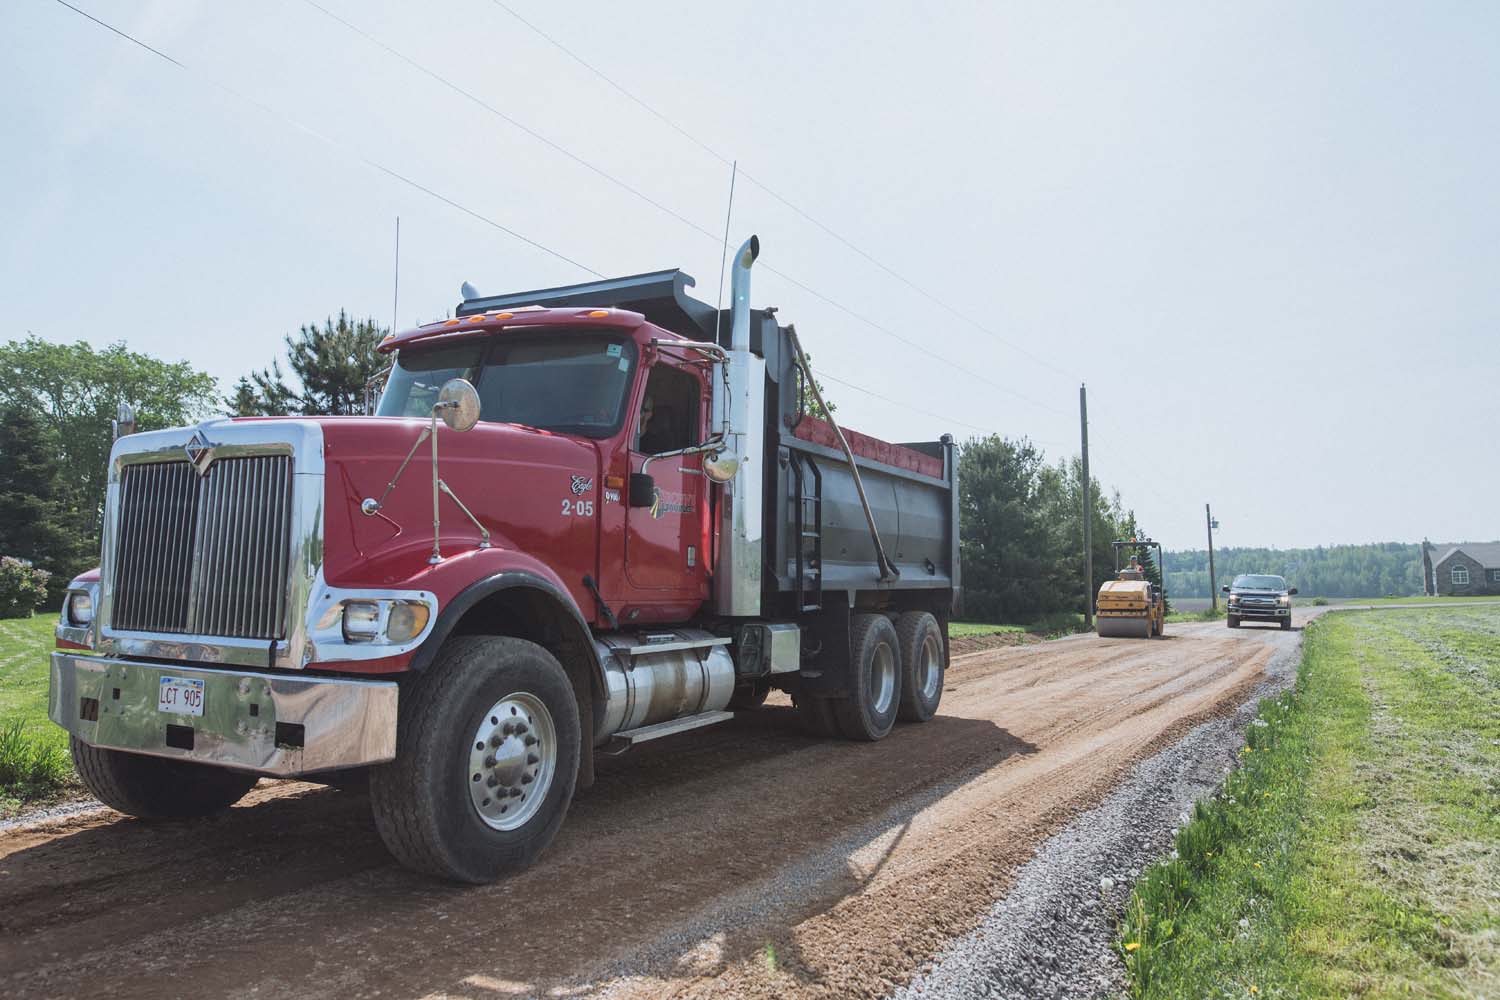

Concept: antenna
[[713, 160, 738, 346], [392, 216, 401, 333]]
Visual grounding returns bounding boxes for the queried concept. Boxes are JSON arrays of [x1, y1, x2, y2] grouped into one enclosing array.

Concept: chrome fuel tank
[[592, 630, 735, 745]]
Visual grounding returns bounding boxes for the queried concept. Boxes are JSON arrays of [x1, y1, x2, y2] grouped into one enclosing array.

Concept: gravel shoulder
[[894, 616, 1310, 999], [0, 616, 1306, 1000]]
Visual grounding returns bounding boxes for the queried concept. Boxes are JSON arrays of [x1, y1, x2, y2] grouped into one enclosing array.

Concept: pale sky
[[4, 0, 1496, 550]]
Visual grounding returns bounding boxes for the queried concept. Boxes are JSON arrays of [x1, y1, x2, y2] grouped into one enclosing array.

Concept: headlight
[[341, 599, 431, 643], [66, 591, 94, 626], [1227, 594, 1240, 604], [342, 601, 382, 642], [1278, 595, 1291, 606]]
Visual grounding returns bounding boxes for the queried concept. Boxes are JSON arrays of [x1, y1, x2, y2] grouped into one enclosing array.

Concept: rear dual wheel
[[799, 611, 944, 740]]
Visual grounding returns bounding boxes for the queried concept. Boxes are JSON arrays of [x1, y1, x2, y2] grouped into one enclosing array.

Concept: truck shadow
[[0, 709, 1036, 997]]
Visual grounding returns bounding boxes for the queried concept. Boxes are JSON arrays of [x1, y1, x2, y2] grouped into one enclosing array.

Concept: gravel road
[[0, 614, 1310, 1000]]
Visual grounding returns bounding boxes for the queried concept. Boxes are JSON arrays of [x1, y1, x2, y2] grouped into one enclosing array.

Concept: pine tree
[[0, 406, 90, 607], [233, 313, 386, 416]]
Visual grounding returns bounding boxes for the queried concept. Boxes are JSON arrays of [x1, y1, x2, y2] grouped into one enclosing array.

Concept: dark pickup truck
[[1222, 574, 1297, 630]]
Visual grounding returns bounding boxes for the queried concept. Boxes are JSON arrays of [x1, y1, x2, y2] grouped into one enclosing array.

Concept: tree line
[[0, 316, 386, 610], [958, 435, 1160, 624], [2, 317, 1158, 624], [1163, 543, 1423, 599]]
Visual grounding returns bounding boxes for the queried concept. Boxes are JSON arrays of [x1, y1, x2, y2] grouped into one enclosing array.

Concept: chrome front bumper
[[49, 653, 398, 776]]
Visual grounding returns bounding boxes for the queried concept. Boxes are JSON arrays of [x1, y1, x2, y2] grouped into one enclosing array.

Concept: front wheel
[[1227, 615, 1240, 628], [71, 739, 259, 818], [1281, 618, 1292, 630], [369, 636, 580, 884]]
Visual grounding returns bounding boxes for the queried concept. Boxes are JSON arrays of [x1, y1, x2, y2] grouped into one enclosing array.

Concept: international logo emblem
[[184, 430, 214, 475]]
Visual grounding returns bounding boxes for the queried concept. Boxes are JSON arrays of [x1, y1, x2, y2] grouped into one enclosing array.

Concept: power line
[[49, 0, 603, 277], [50, 0, 1067, 446], [288, 0, 1068, 419], [297, 0, 721, 246], [482, 0, 1082, 385], [759, 263, 1069, 417], [820, 371, 1076, 453]]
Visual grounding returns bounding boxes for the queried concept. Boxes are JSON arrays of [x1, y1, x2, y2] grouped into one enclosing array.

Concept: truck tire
[[70, 738, 259, 819], [829, 613, 902, 741], [1281, 617, 1292, 630], [1227, 615, 1240, 628], [369, 636, 580, 884], [895, 612, 943, 723]]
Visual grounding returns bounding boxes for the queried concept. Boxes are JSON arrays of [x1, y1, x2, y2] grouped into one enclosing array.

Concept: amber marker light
[[386, 602, 431, 643], [587, 309, 609, 317]]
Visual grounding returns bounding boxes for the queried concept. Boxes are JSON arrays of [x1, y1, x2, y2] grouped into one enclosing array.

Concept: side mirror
[[1220, 585, 1230, 593], [629, 472, 657, 508], [435, 378, 480, 432], [1289, 587, 1299, 595], [112, 402, 136, 441]]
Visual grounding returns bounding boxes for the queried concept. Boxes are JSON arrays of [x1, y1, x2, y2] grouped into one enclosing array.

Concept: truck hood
[[311, 416, 600, 585]]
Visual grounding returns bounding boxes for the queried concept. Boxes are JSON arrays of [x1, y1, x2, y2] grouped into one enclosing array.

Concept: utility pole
[[1206, 503, 1219, 610], [1080, 384, 1092, 629]]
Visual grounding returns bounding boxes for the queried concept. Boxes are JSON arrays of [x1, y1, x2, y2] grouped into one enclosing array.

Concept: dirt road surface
[[0, 615, 1310, 999]]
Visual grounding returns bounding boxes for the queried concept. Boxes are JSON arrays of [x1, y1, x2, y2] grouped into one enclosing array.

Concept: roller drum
[[1096, 616, 1152, 639]]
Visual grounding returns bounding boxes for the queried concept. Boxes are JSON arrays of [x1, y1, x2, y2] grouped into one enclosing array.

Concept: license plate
[[158, 676, 205, 717]]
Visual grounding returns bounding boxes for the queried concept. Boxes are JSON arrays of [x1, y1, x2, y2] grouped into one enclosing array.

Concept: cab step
[[599, 711, 734, 755]]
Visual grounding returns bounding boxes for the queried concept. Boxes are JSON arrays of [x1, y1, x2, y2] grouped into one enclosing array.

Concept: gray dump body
[[755, 322, 959, 617]]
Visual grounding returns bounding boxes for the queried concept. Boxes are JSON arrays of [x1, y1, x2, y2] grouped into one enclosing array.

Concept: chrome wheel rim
[[870, 643, 896, 716], [917, 631, 942, 702], [467, 692, 557, 832]]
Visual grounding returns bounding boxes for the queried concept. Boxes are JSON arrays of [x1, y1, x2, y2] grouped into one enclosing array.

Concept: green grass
[[952, 614, 1090, 638], [1333, 595, 1500, 607], [1119, 607, 1500, 998], [949, 621, 1028, 638], [0, 615, 75, 812], [1166, 606, 1227, 623]]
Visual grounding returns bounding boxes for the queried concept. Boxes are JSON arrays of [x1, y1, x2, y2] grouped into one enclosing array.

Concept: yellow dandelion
[[1250, 987, 1259, 995], [1254, 862, 1262, 868], [1125, 942, 1141, 952]]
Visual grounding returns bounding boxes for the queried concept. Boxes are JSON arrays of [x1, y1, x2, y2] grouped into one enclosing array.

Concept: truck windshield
[[1232, 575, 1287, 590], [376, 333, 638, 437]]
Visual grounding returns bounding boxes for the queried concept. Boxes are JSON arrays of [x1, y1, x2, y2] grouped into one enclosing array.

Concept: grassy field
[[0, 615, 74, 813], [1329, 595, 1500, 607], [1119, 606, 1500, 998]]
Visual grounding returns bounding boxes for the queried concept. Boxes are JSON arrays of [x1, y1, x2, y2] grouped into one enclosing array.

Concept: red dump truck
[[49, 236, 960, 882]]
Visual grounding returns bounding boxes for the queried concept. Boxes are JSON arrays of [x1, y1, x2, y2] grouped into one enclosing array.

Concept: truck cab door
[[623, 359, 710, 599]]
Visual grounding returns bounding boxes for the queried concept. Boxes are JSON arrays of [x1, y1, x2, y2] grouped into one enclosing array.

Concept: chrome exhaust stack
[[711, 235, 764, 617]]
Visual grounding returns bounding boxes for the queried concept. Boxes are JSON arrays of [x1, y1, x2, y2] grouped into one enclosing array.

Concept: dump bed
[[748, 320, 959, 616]]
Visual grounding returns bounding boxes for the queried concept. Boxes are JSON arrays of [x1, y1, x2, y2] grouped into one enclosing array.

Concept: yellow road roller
[[1095, 539, 1166, 639]]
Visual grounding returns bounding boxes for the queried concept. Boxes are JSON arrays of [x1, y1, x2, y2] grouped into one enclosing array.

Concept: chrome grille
[[111, 455, 293, 640]]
